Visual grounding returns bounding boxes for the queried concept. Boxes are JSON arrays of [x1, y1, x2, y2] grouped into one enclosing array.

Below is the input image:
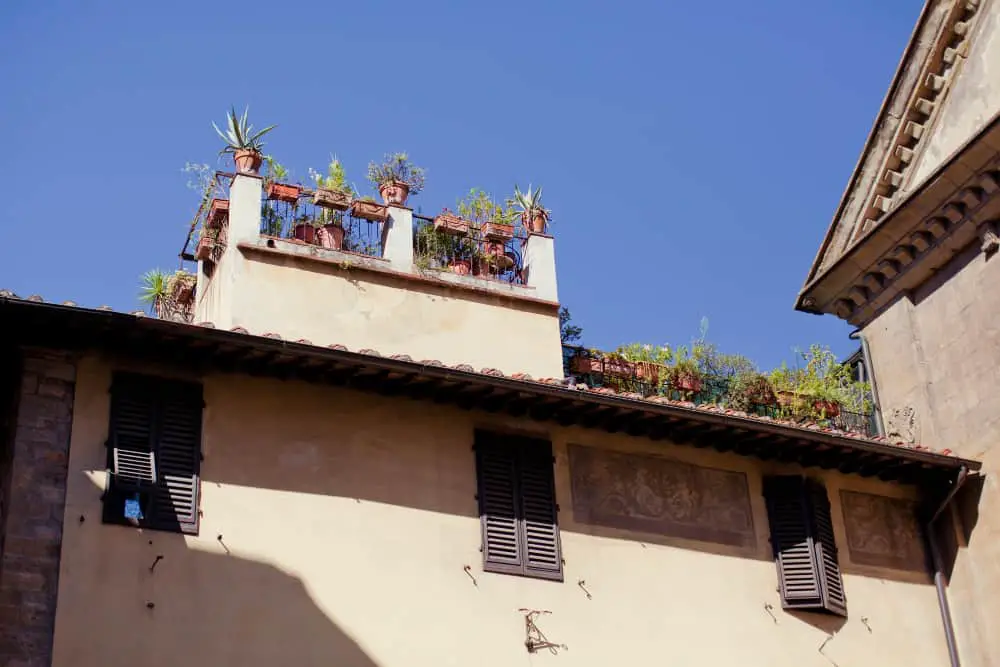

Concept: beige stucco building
[[798, 0, 1000, 664]]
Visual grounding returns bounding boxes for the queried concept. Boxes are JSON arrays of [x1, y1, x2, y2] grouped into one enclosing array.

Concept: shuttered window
[[763, 476, 846, 616], [102, 373, 202, 535], [474, 431, 562, 581]]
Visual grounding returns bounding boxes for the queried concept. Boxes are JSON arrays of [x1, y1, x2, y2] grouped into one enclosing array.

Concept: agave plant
[[138, 269, 169, 313], [212, 106, 276, 155], [510, 184, 551, 232]]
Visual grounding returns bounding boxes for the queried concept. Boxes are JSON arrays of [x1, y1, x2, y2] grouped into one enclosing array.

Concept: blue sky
[[0, 0, 920, 370]]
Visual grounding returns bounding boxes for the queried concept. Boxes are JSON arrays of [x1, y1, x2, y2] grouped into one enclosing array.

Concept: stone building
[[797, 0, 1000, 664], [0, 150, 982, 666]]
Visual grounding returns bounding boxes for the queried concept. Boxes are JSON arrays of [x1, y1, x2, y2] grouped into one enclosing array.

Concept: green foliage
[[728, 370, 777, 412], [509, 184, 550, 225], [413, 223, 478, 269], [212, 106, 276, 155], [559, 307, 583, 345], [769, 345, 870, 419], [263, 156, 289, 183], [457, 189, 515, 226], [367, 152, 426, 194], [310, 156, 354, 196], [138, 269, 169, 309]]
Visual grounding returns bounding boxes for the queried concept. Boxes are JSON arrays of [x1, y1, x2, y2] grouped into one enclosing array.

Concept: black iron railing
[[561, 345, 877, 437], [260, 188, 384, 258], [412, 213, 525, 285]]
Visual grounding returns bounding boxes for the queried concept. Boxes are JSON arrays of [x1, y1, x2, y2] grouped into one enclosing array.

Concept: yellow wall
[[52, 354, 949, 667]]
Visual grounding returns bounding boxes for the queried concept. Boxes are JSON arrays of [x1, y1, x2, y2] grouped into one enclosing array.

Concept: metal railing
[[413, 213, 526, 285], [561, 345, 878, 437], [260, 187, 384, 258]]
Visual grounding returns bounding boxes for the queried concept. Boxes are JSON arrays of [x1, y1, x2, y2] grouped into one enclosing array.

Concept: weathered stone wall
[[863, 239, 1000, 667], [0, 350, 75, 667]]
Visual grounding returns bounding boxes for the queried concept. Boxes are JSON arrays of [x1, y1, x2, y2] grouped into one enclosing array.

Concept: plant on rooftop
[[139, 269, 196, 320], [509, 184, 550, 234], [310, 157, 354, 250], [728, 370, 778, 413], [367, 152, 426, 206], [458, 189, 517, 271], [350, 198, 389, 223], [770, 345, 859, 421], [213, 106, 276, 175], [263, 158, 301, 203], [414, 222, 479, 274]]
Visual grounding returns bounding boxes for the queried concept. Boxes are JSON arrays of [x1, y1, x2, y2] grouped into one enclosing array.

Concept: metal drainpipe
[[849, 329, 885, 437], [926, 466, 969, 667]]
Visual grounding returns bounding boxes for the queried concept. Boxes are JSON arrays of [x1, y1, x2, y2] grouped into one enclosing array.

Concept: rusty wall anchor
[[518, 609, 567, 654]]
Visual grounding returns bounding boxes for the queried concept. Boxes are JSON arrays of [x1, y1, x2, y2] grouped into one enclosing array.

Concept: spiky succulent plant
[[212, 106, 276, 155]]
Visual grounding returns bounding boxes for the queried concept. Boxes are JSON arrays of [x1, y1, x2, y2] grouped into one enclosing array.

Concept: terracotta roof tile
[[0, 291, 964, 460]]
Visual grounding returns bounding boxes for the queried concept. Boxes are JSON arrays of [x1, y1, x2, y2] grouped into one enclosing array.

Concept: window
[[474, 430, 562, 581], [102, 372, 202, 535], [763, 476, 846, 616]]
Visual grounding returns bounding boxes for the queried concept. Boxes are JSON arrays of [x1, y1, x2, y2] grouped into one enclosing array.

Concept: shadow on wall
[[56, 527, 380, 667]]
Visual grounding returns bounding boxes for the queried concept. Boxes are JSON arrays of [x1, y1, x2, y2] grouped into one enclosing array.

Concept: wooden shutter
[[150, 381, 202, 534], [763, 476, 846, 616], [106, 373, 202, 535], [475, 431, 562, 581]]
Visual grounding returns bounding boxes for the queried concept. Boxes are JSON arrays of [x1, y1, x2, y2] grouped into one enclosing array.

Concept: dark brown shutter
[[106, 373, 202, 535], [763, 476, 846, 616], [150, 382, 202, 534], [475, 431, 562, 581]]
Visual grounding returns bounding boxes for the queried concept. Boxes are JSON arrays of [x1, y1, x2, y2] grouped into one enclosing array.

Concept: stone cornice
[[804, 0, 984, 284], [797, 112, 1000, 326]]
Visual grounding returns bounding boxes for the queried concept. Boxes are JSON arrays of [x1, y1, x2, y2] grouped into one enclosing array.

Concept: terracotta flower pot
[[233, 149, 263, 174], [523, 211, 548, 234], [267, 182, 302, 204], [603, 357, 636, 379], [450, 259, 472, 275], [207, 199, 230, 228], [570, 355, 600, 374], [317, 224, 345, 250], [813, 400, 841, 418], [293, 224, 316, 244], [313, 188, 351, 211], [673, 372, 702, 393], [350, 200, 389, 223], [195, 237, 214, 262], [378, 181, 410, 206], [434, 213, 470, 236], [482, 222, 515, 242], [635, 362, 661, 385]]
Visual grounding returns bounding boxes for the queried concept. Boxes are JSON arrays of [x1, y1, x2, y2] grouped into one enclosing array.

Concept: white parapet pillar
[[382, 205, 415, 272], [523, 232, 559, 303], [227, 172, 264, 243]]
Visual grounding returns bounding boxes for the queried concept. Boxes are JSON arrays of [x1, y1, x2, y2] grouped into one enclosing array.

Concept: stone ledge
[[238, 237, 559, 310]]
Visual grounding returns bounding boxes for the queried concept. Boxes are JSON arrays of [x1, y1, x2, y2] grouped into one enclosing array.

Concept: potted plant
[[291, 213, 317, 244], [666, 345, 703, 394], [310, 157, 354, 250], [570, 349, 604, 375], [769, 345, 851, 421], [367, 152, 426, 206], [351, 197, 389, 223], [140, 270, 196, 319], [195, 235, 214, 261], [509, 184, 550, 234], [727, 370, 777, 413], [264, 159, 301, 203], [434, 209, 470, 235], [213, 106, 276, 175], [207, 198, 229, 228], [615, 343, 673, 386]]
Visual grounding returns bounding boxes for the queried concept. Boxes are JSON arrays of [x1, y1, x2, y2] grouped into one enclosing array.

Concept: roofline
[[801, 0, 937, 287], [0, 295, 978, 475]]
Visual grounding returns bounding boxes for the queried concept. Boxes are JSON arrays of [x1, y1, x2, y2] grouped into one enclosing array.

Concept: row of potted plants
[[569, 340, 871, 422], [208, 107, 553, 258]]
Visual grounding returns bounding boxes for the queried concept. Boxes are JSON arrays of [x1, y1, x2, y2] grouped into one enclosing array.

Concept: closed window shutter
[[475, 431, 562, 581], [105, 373, 202, 535], [763, 476, 846, 617]]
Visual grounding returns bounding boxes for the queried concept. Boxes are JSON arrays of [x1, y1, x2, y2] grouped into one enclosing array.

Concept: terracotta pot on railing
[[434, 212, 470, 236], [350, 200, 389, 223], [313, 188, 351, 211], [317, 224, 345, 250], [813, 400, 841, 418], [523, 211, 548, 234], [672, 372, 703, 394], [603, 356, 636, 379], [268, 182, 302, 204], [378, 181, 410, 206], [234, 149, 263, 174], [292, 224, 316, 244], [207, 199, 230, 228], [570, 354, 601, 375], [482, 222, 515, 242], [635, 362, 661, 385], [195, 237, 214, 262]]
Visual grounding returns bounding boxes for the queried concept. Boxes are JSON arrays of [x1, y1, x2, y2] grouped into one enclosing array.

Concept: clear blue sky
[[0, 0, 920, 371]]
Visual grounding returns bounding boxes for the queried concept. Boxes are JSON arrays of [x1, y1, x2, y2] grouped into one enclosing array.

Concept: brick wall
[[0, 350, 76, 667]]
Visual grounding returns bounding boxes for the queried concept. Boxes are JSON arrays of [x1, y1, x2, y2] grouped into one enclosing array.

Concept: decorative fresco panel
[[840, 491, 927, 572], [568, 444, 755, 548]]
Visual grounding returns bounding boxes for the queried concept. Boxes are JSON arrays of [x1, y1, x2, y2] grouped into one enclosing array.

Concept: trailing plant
[[213, 106, 276, 156], [367, 152, 426, 194]]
